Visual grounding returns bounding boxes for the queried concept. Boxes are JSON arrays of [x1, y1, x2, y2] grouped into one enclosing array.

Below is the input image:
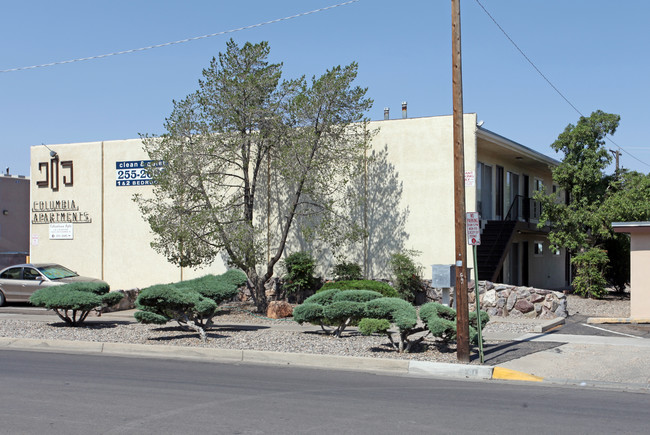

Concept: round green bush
[[322, 301, 366, 323], [319, 280, 399, 298], [364, 297, 417, 330], [332, 290, 383, 303], [176, 274, 239, 303], [220, 269, 248, 287], [358, 318, 391, 335], [134, 310, 168, 325], [30, 287, 103, 311], [292, 302, 324, 325], [302, 288, 341, 306]]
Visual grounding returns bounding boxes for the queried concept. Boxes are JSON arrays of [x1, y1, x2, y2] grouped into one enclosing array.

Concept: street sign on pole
[[466, 211, 481, 246]]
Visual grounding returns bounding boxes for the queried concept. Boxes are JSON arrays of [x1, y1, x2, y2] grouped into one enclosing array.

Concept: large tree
[[136, 40, 372, 311], [536, 110, 650, 296]]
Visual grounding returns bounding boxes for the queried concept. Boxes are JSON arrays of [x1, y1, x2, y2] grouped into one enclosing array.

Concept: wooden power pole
[[451, 0, 470, 363]]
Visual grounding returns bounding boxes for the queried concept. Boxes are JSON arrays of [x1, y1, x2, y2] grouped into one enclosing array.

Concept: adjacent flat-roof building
[[29, 114, 567, 290], [0, 173, 29, 269]]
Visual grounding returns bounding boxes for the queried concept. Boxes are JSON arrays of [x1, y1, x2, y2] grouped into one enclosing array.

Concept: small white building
[[30, 114, 567, 290]]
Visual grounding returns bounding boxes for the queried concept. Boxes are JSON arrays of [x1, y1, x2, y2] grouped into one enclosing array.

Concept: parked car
[[0, 263, 105, 306]]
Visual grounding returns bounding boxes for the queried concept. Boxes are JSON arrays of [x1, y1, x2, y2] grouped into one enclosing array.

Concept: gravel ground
[[0, 294, 630, 364]]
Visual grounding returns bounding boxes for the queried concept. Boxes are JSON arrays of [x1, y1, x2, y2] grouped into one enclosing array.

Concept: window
[[23, 268, 42, 280], [37, 264, 78, 280], [0, 267, 22, 279], [534, 241, 543, 256]]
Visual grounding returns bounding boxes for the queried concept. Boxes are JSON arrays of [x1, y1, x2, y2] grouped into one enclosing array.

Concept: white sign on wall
[[49, 223, 74, 240], [465, 170, 475, 186]]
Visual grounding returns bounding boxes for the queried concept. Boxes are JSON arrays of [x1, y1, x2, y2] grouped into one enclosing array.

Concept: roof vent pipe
[[384, 107, 390, 120], [401, 101, 407, 119]]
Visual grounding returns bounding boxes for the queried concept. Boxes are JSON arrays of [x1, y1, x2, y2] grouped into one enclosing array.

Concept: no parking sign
[[466, 212, 481, 245]]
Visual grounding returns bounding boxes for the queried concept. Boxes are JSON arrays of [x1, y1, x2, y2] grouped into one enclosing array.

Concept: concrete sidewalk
[[1, 307, 649, 391]]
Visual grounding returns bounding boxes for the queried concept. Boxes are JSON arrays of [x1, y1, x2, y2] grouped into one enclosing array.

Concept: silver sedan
[[0, 263, 104, 306]]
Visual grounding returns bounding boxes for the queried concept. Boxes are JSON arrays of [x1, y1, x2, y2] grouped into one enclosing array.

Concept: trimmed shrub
[[361, 297, 420, 352], [30, 281, 118, 326], [365, 298, 417, 330], [389, 252, 423, 302], [175, 274, 239, 304], [293, 289, 382, 337], [332, 261, 363, 281], [332, 290, 383, 303], [134, 270, 245, 341], [282, 251, 318, 295], [322, 301, 366, 325], [358, 318, 390, 335], [319, 280, 399, 298], [292, 303, 324, 325], [220, 269, 248, 287], [303, 289, 341, 306], [419, 302, 490, 345]]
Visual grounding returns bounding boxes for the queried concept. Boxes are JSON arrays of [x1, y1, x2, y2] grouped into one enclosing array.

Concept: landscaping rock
[[266, 301, 293, 319]]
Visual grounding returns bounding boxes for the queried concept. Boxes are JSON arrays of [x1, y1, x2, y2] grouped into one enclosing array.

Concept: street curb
[[534, 317, 565, 333], [492, 366, 543, 382], [0, 337, 493, 380]]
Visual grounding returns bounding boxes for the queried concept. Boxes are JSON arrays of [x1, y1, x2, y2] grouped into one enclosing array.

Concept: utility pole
[[609, 149, 621, 175], [451, 0, 470, 363]]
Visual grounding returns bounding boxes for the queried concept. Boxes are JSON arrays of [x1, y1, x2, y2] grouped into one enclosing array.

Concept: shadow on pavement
[[475, 340, 565, 365]]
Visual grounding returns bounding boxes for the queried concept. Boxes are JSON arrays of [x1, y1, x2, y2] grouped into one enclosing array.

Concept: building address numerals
[[37, 156, 73, 191]]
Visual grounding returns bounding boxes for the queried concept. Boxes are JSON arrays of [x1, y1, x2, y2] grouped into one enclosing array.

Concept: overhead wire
[[473, 0, 649, 169], [0, 0, 360, 74]]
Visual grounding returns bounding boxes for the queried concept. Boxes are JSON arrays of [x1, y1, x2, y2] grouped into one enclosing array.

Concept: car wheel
[[0, 290, 5, 307]]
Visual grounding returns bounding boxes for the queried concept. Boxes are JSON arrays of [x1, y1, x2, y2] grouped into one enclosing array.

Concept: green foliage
[[418, 302, 489, 345], [293, 289, 381, 337], [364, 297, 417, 331], [29, 281, 115, 326], [319, 280, 399, 298], [297, 291, 491, 353], [360, 297, 423, 353], [389, 251, 423, 302], [133, 310, 168, 325], [332, 290, 383, 303], [535, 111, 650, 296], [220, 269, 248, 287], [303, 288, 341, 305], [282, 251, 318, 294], [571, 248, 609, 298], [136, 39, 373, 313], [358, 318, 390, 335], [134, 270, 244, 341], [176, 274, 240, 304], [332, 261, 363, 281], [291, 303, 324, 325], [322, 301, 366, 324]]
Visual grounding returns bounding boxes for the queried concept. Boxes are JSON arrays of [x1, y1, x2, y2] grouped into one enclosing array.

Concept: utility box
[[431, 264, 455, 288]]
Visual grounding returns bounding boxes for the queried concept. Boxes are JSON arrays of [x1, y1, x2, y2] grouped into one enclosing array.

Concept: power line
[[473, 0, 649, 169], [0, 0, 360, 74]]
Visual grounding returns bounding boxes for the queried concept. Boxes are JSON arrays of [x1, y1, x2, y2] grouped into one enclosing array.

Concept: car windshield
[[37, 265, 78, 280]]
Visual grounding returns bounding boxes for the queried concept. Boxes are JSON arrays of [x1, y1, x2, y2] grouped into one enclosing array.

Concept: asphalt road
[[1, 350, 649, 434]]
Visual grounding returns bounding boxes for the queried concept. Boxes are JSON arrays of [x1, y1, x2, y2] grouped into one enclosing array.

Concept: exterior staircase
[[476, 220, 517, 282]]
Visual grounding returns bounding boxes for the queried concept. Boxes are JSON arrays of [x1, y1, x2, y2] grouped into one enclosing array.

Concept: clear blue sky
[[2, 0, 649, 176]]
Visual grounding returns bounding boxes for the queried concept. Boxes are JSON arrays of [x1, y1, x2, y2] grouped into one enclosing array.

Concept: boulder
[[514, 299, 535, 314], [483, 289, 497, 305], [267, 301, 293, 319]]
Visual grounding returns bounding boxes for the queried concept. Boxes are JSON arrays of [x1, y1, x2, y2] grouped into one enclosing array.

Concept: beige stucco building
[[613, 222, 650, 318], [30, 114, 567, 291]]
